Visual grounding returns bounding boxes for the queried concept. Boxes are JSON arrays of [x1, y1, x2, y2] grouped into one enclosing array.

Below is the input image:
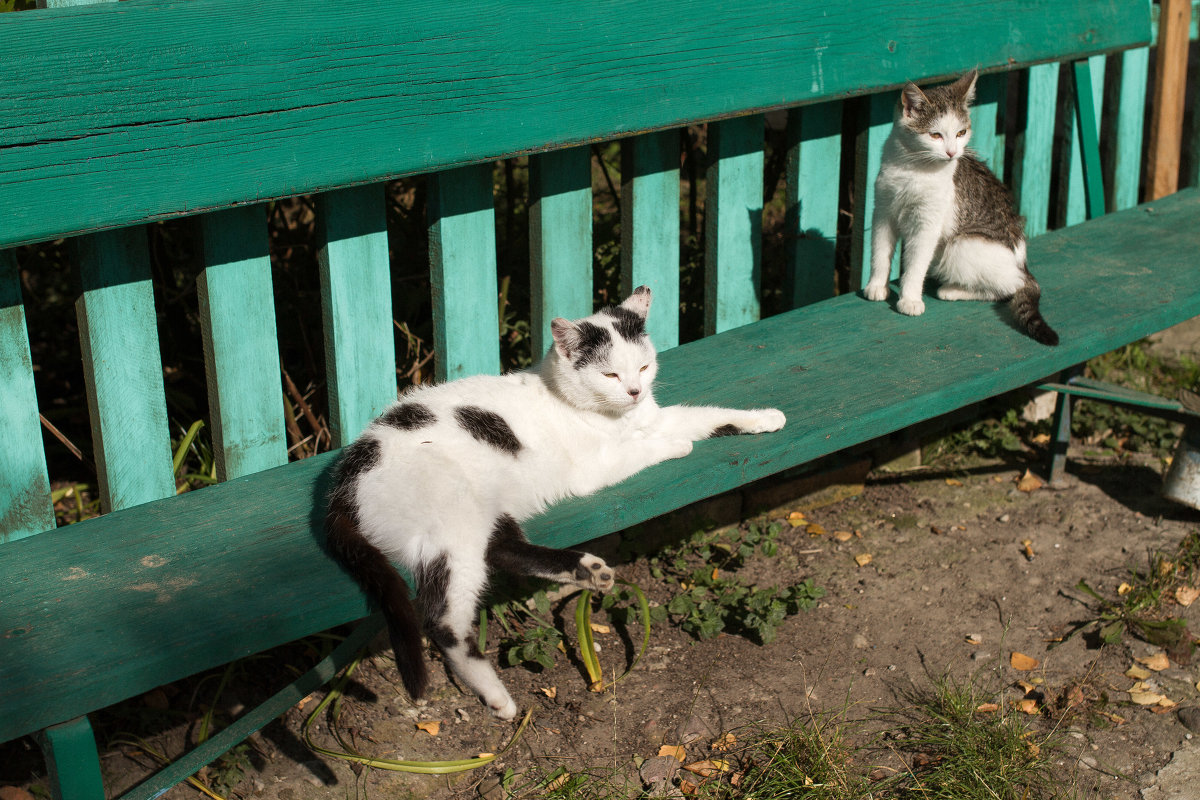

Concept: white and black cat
[[864, 69, 1059, 346], [325, 287, 785, 719]]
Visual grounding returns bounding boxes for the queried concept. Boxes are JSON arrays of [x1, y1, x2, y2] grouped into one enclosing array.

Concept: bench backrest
[[0, 0, 1155, 744]]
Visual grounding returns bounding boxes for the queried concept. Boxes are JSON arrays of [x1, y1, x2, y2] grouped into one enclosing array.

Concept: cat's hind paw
[[488, 696, 519, 720], [896, 297, 926, 316], [574, 554, 615, 592], [863, 283, 889, 302]]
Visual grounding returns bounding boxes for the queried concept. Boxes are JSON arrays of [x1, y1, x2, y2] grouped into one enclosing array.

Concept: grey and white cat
[[864, 69, 1059, 346], [325, 286, 785, 719]]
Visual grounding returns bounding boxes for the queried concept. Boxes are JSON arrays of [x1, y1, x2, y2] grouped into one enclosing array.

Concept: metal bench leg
[[1047, 363, 1085, 486], [36, 716, 105, 800], [1163, 424, 1200, 510]]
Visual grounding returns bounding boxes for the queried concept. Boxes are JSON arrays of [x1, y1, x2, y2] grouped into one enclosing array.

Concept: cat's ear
[[901, 82, 928, 119], [952, 69, 978, 105], [619, 285, 652, 320], [550, 317, 581, 359]]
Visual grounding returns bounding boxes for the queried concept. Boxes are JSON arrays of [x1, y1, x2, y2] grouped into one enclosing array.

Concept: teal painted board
[[428, 163, 501, 380], [530, 146, 593, 358], [852, 92, 897, 290], [0, 0, 1151, 249], [317, 184, 396, 447], [35, 717, 104, 800], [1114, 47, 1150, 209], [704, 115, 763, 335], [75, 227, 175, 512], [0, 250, 55, 542], [621, 131, 681, 349], [1064, 55, 1107, 225], [7, 187, 1200, 745], [1073, 60, 1107, 221], [199, 205, 287, 481], [784, 102, 841, 308], [971, 73, 1005, 180], [1016, 63, 1060, 237]]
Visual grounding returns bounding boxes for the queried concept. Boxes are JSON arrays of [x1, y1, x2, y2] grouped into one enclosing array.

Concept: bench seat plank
[[0, 0, 1149, 250], [4, 187, 1200, 745]]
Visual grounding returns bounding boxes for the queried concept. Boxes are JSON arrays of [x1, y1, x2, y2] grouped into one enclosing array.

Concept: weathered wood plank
[[1015, 63, 1059, 237], [316, 184, 396, 446], [1113, 47, 1150, 210], [1147, 0, 1192, 199], [704, 115, 763, 335], [621, 131, 681, 348], [198, 204, 287, 481], [852, 92, 896, 290], [0, 250, 55, 542], [0, 0, 1150, 249], [971, 73, 1005, 180], [1064, 55, 1107, 225], [530, 146, 593, 358], [1072, 60, 1107, 221], [784, 102, 841, 308], [428, 163, 501, 380], [34, 717, 104, 800], [6, 186, 1200, 746], [75, 227, 175, 512]]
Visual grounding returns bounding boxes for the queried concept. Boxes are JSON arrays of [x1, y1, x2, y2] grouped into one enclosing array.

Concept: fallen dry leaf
[[832, 530, 854, 542], [854, 553, 873, 567], [1017, 681, 1036, 695], [1175, 586, 1199, 607], [787, 511, 807, 528], [1015, 698, 1039, 714], [658, 745, 687, 762], [711, 732, 737, 751], [679, 778, 700, 796], [589, 622, 610, 634], [975, 702, 1000, 713], [1157, 697, 1178, 709], [683, 760, 730, 778], [1117, 582, 1133, 596], [1136, 652, 1170, 671], [945, 478, 963, 487], [415, 720, 441, 736], [1031, 433, 1051, 445], [1125, 666, 1152, 680], [1010, 652, 1040, 671], [1021, 539, 1035, 560], [807, 523, 826, 537], [477, 752, 495, 758], [1129, 691, 1166, 706], [965, 634, 982, 645], [1016, 470, 1044, 493], [545, 772, 569, 791], [541, 686, 557, 699]]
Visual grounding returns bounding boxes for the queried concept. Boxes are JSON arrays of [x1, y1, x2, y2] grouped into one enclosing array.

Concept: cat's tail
[[325, 503, 428, 699], [1010, 268, 1059, 346]]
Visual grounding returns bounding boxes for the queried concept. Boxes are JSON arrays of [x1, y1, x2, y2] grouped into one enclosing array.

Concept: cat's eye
[[957, 129, 967, 138], [639, 365, 648, 372], [603, 372, 618, 379], [929, 132, 943, 140]]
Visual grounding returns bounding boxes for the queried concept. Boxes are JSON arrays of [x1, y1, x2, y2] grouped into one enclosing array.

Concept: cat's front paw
[[488, 696, 519, 720], [896, 297, 925, 316], [863, 283, 889, 302], [747, 408, 786, 433], [574, 554, 615, 592]]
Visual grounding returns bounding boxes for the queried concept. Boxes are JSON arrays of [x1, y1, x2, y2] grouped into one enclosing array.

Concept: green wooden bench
[[3, 0, 1197, 798]]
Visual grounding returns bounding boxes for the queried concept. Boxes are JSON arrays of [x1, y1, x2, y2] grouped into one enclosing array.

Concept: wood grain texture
[[704, 115, 763, 335], [1147, 0, 1193, 199], [5, 186, 1200, 745], [317, 184, 397, 446], [1015, 64, 1060, 237], [0, 0, 1149, 249], [74, 227, 175, 512], [785, 102, 841, 308], [852, 92, 897, 290], [0, 251, 55, 542], [428, 163, 502, 380], [199, 204, 287, 481], [530, 146, 593, 357], [1114, 47, 1150, 210], [621, 131, 681, 349]]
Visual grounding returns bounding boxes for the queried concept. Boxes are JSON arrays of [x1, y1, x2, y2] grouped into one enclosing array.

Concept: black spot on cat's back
[[601, 305, 646, 341], [572, 321, 612, 369], [455, 406, 522, 456], [708, 424, 743, 438], [379, 402, 437, 430]]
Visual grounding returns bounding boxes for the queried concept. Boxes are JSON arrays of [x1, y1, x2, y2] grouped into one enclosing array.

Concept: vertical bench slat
[[530, 146, 593, 357], [972, 74, 1006, 180], [0, 250, 55, 541], [704, 115, 764, 335], [1016, 63, 1060, 237], [784, 102, 841, 308], [317, 184, 396, 447], [852, 93, 896, 290], [621, 131, 681, 348], [75, 228, 175, 512], [198, 205, 287, 481], [1072, 59, 1108, 220], [1114, 48, 1151, 209], [428, 163, 501, 380], [35, 718, 105, 800], [1064, 55, 1107, 225]]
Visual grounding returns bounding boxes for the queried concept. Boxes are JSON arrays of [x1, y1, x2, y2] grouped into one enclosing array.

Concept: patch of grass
[[875, 676, 1068, 800]]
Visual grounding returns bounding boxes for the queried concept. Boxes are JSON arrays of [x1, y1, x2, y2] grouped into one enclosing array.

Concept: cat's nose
[[627, 386, 640, 398]]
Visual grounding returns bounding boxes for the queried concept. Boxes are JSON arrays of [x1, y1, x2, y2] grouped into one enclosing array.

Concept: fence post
[[1146, 0, 1192, 199]]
